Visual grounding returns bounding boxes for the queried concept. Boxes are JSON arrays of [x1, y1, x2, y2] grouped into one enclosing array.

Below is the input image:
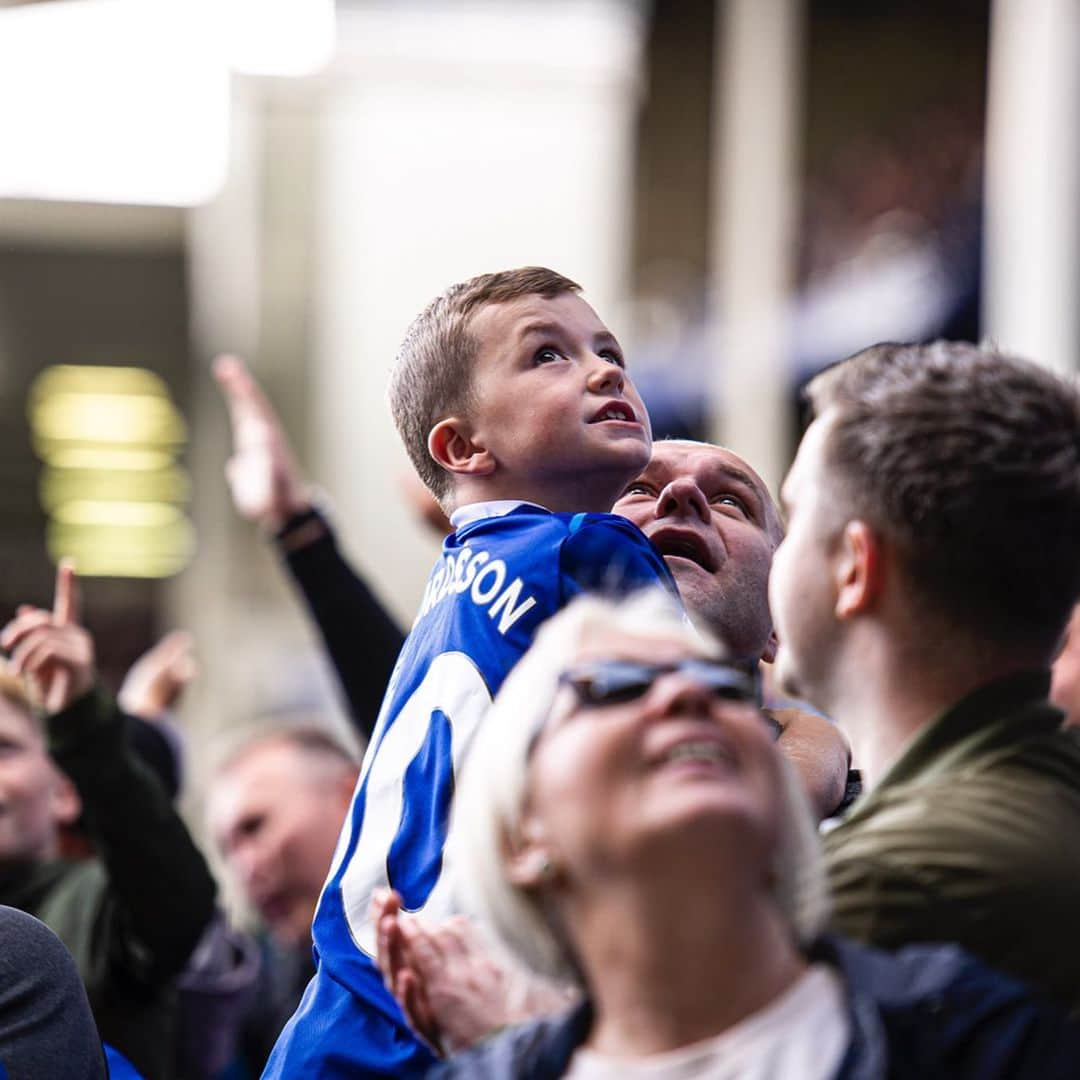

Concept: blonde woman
[[380, 593, 1079, 1078]]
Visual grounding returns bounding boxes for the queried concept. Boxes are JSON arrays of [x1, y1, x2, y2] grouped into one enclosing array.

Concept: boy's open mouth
[[589, 401, 637, 424]]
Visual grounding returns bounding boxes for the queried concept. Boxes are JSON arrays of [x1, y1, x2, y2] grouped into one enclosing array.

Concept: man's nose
[[656, 477, 710, 524], [231, 846, 266, 888], [586, 356, 625, 395]]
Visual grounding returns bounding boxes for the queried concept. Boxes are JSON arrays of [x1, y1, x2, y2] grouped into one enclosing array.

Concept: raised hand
[[1, 560, 95, 714], [118, 629, 197, 719], [213, 354, 312, 532]]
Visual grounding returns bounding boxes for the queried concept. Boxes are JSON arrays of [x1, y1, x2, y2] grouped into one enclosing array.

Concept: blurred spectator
[[387, 594, 1080, 1077], [770, 341, 1080, 1009], [0, 564, 217, 1079], [0, 905, 108, 1079], [215, 354, 405, 742], [1052, 603, 1080, 727], [206, 727, 359, 1070]]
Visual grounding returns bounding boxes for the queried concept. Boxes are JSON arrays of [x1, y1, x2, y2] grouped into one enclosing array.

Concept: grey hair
[[447, 591, 829, 986]]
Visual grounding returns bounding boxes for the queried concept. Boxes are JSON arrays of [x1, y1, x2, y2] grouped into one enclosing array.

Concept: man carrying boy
[[264, 268, 678, 1077]]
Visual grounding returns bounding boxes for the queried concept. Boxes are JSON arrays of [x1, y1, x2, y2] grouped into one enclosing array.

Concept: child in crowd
[[264, 267, 680, 1078]]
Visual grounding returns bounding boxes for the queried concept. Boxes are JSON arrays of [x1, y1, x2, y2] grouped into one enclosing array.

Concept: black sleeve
[[46, 690, 218, 985], [280, 518, 406, 742], [0, 905, 108, 1080]]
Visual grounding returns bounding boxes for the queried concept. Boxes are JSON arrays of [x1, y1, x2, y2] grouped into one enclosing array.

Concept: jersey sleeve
[[559, 514, 681, 604]]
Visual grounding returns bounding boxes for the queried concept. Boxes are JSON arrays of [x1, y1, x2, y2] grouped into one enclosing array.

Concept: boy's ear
[[428, 418, 495, 478]]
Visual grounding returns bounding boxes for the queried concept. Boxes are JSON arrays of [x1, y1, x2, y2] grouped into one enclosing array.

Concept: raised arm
[[214, 354, 404, 739], [1, 564, 216, 984]]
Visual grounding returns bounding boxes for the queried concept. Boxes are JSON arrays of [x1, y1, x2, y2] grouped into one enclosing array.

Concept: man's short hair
[[388, 267, 581, 507], [806, 341, 1080, 653], [214, 724, 358, 781]]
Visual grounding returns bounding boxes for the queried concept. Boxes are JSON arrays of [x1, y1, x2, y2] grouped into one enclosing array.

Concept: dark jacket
[[429, 936, 1080, 1079], [279, 510, 404, 742], [825, 671, 1080, 1011]]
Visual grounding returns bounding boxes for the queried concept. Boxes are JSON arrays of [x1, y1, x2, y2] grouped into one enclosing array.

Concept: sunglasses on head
[[558, 658, 761, 709]]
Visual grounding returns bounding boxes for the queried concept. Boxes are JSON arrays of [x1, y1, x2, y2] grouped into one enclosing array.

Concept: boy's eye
[[533, 348, 563, 365], [599, 348, 625, 368], [619, 482, 654, 498]]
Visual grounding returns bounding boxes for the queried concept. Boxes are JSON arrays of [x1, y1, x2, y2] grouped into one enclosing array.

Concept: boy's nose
[[586, 357, 625, 394]]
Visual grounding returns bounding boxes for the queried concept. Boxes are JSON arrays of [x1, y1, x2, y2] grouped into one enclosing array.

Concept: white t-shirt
[[564, 964, 849, 1080]]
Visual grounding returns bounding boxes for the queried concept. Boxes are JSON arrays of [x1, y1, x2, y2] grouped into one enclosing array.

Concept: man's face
[[0, 696, 74, 863], [769, 416, 845, 708], [208, 741, 357, 948], [464, 293, 651, 510], [613, 441, 780, 663]]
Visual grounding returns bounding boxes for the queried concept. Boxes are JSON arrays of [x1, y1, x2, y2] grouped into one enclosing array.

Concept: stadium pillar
[[707, 0, 805, 494], [983, 0, 1080, 374]]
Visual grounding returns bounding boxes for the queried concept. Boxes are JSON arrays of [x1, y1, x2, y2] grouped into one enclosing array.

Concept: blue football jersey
[[263, 504, 678, 1079]]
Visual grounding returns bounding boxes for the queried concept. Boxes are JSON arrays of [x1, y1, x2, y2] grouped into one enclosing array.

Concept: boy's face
[[464, 292, 651, 507]]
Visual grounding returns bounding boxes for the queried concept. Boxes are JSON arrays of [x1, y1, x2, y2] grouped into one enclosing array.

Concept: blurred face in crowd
[[769, 415, 846, 709], [613, 441, 782, 663], [208, 738, 358, 948], [514, 629, 781, 889], [0, 693, 80, 863], [1053, 604, 1080, 727]]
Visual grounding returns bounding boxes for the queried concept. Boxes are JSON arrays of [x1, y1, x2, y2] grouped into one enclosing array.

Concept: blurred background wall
[[0, 0, 1076, 802]]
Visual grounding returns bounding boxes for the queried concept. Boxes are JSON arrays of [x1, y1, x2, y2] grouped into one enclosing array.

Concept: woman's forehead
[[571, 626, 700, 666]]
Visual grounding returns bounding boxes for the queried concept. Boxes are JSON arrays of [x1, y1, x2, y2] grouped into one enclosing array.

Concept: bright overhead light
[[39, 464, 191, 512], [30, 363, 195, 579], [47, 519, 196, 580], [0, 0, 229, 206], [223, 0, 336, 77], [31, 393, 187, 446], [51, 500, 184, 528], [35, 446, 178, 472], [0, 0, 336, 206]]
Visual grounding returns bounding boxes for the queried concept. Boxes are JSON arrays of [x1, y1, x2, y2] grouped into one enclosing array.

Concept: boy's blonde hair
[[388, 266, 581, 509]]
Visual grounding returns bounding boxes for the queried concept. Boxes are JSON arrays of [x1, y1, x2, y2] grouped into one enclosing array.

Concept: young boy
[[264, 267, 679, 1078]]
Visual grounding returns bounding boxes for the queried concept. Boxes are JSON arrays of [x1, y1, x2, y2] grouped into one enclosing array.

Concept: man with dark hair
[[770, 340, 1080, 1009]]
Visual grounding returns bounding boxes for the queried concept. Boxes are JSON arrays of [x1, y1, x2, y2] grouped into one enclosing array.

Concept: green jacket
[[0, 689, 217, 1079], [825, 670, 1080, 1011]]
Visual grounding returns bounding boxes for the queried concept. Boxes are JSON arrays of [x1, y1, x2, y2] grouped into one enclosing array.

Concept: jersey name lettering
[[414, 545, 538, 633]]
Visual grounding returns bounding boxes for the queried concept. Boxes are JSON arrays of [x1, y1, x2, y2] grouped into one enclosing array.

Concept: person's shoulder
[[427, 1004, 588, 1079], [556, 511, 649, 541], [828, 745, 1080, 865], [825, 936, 1080, 1078]]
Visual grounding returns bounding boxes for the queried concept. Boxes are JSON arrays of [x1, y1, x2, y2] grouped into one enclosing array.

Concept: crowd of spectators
[[0, 266, 1079, 1079]]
